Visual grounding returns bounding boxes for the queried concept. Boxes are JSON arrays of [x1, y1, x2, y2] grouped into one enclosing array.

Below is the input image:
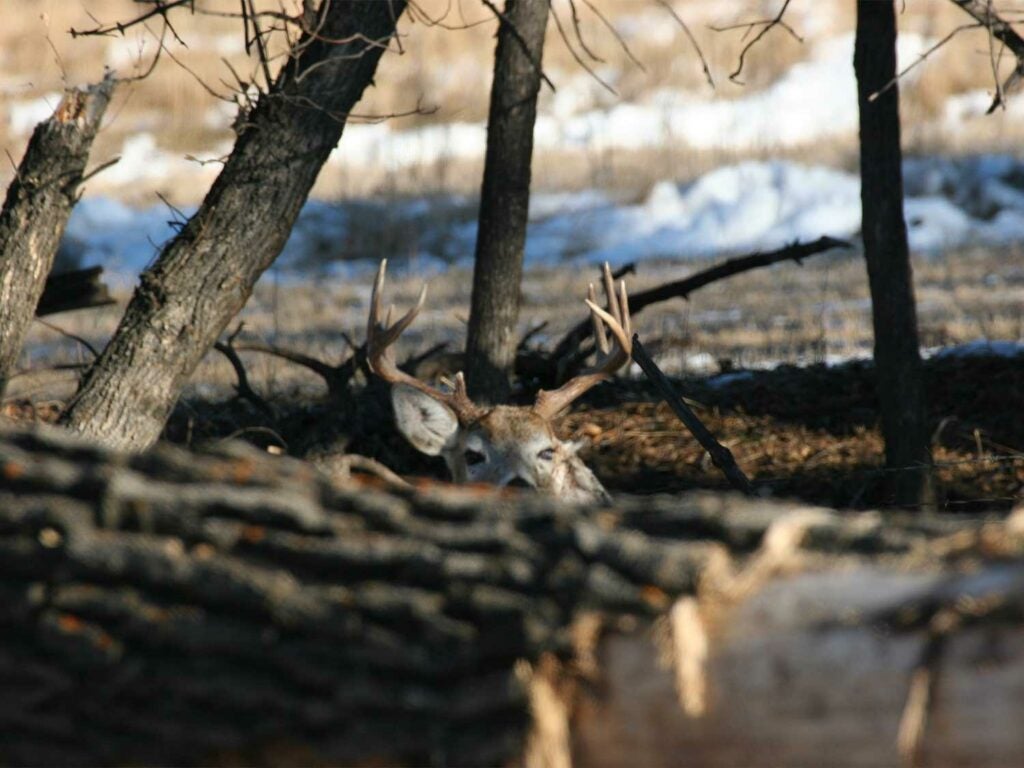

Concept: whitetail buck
[[367, 259, 632, 503]]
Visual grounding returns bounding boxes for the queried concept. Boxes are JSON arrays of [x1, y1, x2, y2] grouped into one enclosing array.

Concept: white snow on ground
[[330, 33, 929, 171], [36, 27, 1024, 280], [65, 154, 1024, 279], [929, 340, 1024, 360]]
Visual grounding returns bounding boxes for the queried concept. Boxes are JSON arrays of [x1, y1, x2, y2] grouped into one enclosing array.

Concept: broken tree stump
[[0, 75, 116, 397]]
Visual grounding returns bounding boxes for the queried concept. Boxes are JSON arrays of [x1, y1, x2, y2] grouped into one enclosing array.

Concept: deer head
[[367, 260, 632, 503]]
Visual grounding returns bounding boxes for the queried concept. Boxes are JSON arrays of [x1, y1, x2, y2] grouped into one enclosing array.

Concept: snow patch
[[67, 155, 1024, 282], [8, 92, 60, 134], [930, 340, 1024, 360]]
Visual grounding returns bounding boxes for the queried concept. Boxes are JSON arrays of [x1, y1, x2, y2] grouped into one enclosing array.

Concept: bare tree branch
[[948, 0, 1024, 112], [654, 0, 714, 88], [717, 0, 798, 85]]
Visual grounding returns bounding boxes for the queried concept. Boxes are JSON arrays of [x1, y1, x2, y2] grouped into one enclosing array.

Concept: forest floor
[[7, 348, 1019, 514], [6, 248, 1022, 514]]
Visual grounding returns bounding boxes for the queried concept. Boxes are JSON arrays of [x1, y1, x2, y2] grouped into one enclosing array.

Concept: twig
[[214, 324, 274, 417], [233, 339, 362, 398], [580, 0, 645, 72], [867, 23, 982, 103], [897, 612, 955, 765], [549, 0, 616, 95], [654, 0, 714, 88], [518, 321, 549, 351], [631, 334, 754, 496], [724, 0, 797, 85], [34, 318, 100, 359], [949, 0, 1024, 112]]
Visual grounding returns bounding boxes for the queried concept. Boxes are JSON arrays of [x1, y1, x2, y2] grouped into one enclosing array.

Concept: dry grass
[[3, 0, 1024, 204], [9, 241, 1022, 407]]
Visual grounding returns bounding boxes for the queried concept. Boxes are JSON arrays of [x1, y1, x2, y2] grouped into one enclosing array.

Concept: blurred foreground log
[[0, 424, 1022, 766]]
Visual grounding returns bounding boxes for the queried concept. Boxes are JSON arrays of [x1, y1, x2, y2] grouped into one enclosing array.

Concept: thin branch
[[631, 334, 754, 495], [948, 0, 1024, 112], [549, 0, 616, 94], [654, 0, 714, 88], [34, 318, 100, 359], [213, 324, 274, 417], [868, 22, 982, 102], [724, 0, 797, 85], [565, 0, 604, 64], [69, 0, 197, 38], [579, 0, 645, 72]]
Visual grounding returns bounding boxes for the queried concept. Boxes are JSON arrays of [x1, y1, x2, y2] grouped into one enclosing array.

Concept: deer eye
[[537, 447, 555, 461], [464, 449, 486, 466]]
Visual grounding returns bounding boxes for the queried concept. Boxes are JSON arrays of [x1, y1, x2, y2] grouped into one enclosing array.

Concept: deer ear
[[391, 384, 459, 456]]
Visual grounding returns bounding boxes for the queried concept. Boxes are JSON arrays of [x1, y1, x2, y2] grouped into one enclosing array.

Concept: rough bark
[[854, 0, 935, 508], [464, 0, 549, 403], [0, 423, 998, 766], [0, 77, 114, 398], [58, 0, 406, 451], [35, 266, 114, 317]]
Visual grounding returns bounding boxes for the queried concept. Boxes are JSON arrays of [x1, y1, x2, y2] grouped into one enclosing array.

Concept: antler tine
[[534, 269, 633, 420], [366, 260, 481, 422], [588, 282, 609, 354], [601, 261, 621, 326]]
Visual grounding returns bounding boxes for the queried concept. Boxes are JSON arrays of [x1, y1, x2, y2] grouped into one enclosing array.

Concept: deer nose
[[505, 476, 533, 489]]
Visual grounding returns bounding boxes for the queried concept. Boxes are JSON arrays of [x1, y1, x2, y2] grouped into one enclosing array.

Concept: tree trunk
[[0, 423, 1007, 766], [854, 0, 935, 508], [0, 76, 114, 398], [58, 0, 406, 451], [464, 0, 549, 403]]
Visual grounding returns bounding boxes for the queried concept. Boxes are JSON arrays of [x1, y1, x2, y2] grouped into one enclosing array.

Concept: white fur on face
[[394, 398, 611, 503]]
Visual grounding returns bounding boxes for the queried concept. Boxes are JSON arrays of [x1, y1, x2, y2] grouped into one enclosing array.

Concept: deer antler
[[367, 260, 482, 422], [534, 262, 632, 420]]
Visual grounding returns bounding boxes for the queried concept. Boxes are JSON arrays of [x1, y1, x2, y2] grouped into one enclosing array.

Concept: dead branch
[[213, 324, 274, 417], [948, 0, 1024, 112], [580, 0, 646, 72], [35, 266, 115, 317], [867, 22, 983, 104], [631, 334, 754, 496], [654, 0, 714, 88], [34, 319, 99, 360], [550, 0, 617, 95], [717, 0, 799, 85], [549, 237, 848, 380], [231, 339, 363, 399]]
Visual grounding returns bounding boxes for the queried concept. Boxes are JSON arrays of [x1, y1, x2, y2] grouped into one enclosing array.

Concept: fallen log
[[0, 423, 1019, 766]]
